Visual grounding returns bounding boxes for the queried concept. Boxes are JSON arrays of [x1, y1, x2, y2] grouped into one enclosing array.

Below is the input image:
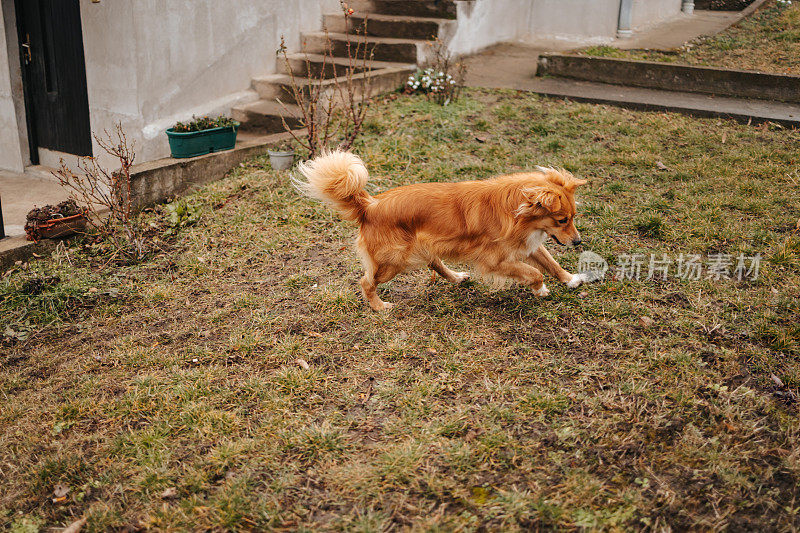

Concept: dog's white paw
[[532, 283, 550, 297], [567, 273, 589, 288], [453, 271, 470, 284]]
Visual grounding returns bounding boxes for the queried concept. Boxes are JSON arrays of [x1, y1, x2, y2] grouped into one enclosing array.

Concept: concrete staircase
[[232, 0, 462, 135]]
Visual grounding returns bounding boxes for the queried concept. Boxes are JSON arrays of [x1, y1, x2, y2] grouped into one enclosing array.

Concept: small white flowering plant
[[403, 38, 466, 106], [406, 69, 455, 97], [777, 0, 791, 7]]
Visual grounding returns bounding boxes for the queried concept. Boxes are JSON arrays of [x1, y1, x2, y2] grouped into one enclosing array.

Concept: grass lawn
[[2, 89, 800, 531], [580, 0, 800, 75]]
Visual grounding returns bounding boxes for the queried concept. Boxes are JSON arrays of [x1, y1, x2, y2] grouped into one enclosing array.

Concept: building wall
[[0, 0, 24, 172], [79, 0, 338, 170], [447, 0, 531, 56], [448, 0, 683, 55], [631, 0, 683, 30], [527, 0, 620, 44]]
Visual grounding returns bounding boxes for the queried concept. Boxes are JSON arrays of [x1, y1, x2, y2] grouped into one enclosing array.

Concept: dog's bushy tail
[[294, 150, 372, 222]]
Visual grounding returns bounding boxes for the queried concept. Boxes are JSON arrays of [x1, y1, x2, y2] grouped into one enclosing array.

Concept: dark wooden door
[[15, 0, 92, 161]]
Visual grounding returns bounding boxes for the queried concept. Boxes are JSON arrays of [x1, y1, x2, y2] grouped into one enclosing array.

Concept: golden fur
[[295, 150, 589, 310]]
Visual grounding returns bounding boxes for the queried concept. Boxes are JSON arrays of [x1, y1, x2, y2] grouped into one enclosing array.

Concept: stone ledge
[[537, 53, 800, 103]]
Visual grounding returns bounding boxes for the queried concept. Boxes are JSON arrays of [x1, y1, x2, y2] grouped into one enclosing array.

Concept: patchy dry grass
[[582, 0, 800, 75], [2, 89, 800, 531]]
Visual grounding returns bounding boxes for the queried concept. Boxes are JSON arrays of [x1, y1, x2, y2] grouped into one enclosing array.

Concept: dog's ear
[[517, 187, 562, 217], [564, 177, 588, 193]]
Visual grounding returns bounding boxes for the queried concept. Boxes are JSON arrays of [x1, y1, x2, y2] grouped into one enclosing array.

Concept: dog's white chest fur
[[525, 230, 548, 254]]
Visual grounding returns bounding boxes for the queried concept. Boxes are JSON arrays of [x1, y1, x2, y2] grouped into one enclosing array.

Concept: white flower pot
[[268, 150, 295, 171]]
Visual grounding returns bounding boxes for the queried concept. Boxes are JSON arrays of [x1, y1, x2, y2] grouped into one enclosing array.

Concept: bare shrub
[[52, 125, 147, 261], [277, 1, 375, 158]]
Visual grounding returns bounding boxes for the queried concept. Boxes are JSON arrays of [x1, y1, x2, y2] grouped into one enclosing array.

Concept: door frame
[[13, 0, 92, 165], [13, 0, 39, 164]]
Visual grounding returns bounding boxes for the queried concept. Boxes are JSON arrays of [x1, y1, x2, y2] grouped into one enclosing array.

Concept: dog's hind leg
[[429, 257, 470, 284], [360, 263, 402, 311]]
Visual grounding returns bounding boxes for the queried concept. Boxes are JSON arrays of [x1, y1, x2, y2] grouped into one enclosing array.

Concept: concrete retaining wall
[[537, 54, 800, 103]]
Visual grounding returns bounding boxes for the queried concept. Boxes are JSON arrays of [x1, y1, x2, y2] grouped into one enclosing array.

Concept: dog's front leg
[[429, 257, 470, 284], [488, 260, 550, 297], [529, 246, 589, 288]]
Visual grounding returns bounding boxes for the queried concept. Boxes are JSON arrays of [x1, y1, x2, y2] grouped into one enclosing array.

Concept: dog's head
[[516, 168, 587, 246]]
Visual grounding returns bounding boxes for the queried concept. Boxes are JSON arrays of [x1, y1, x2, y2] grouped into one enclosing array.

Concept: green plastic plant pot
[[165, 123, 239, 159]]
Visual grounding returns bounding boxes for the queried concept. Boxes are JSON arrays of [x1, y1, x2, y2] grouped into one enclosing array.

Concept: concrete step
[[231, 100, 304, 133], [252, 65, 415, 105], [324, 12, 456, 40], [301, 31, 430, 64], [239, 65, 414, 134], [279, 52, 414, 80], [520, 77, 800, 127], [367, 0, 459, 19]]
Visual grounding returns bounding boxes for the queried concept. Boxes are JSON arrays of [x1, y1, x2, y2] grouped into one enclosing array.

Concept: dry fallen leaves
[[296, 358, 310, 370], [161, 487, 178, 500], [639, 316, 655, 328], [655, 161, 669, 171], [61, 517, 87, 533]]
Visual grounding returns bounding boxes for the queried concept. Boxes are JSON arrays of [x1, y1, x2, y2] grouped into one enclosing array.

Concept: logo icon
[[578, 251, 608, 282]]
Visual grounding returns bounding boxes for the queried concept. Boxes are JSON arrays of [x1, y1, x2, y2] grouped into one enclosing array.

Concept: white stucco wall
[[631, 0, 683, 30], [0, 1, 23, 172], [528, 0, 620, 44], [447, 0, 531, 56], [448, 0, 684, 55], [79, 0, 338, 170]]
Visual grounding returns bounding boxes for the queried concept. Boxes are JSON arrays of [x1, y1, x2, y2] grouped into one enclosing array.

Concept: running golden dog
[[295, 151, 591, 311]]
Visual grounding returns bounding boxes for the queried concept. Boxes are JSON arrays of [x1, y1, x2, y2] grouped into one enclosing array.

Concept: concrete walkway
[[463, 6, 756, 88], [462, 6, 800, 127], [0, 167, 68, 238], [616, 11, 740, 50]]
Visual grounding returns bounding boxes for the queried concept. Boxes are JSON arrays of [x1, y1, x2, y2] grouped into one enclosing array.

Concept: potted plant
[[24, 199, 87, 242], [268, 140, 296, 170], [166, 115, 239, 159]]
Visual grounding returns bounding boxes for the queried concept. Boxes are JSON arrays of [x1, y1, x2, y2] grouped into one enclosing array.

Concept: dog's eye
[[557, 217, 569, 224]]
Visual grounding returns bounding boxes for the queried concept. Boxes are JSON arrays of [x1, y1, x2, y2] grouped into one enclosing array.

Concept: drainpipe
[[617, 0, 633, 39], [682, 1, 695, 14]]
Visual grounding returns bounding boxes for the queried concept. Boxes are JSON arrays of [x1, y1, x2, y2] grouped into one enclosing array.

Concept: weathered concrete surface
[[0, 168, 69, 237], [462, 43, 545, 89], [463, 43, 800, 127], [490, 75, 800, 126], [537, 54, 800, 103], [616, 10, 738, 50], [324, 12, 457, 41], [0, 235, 57, 271], [619, 0, 770, 49], [129, 131, 301, 211]]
